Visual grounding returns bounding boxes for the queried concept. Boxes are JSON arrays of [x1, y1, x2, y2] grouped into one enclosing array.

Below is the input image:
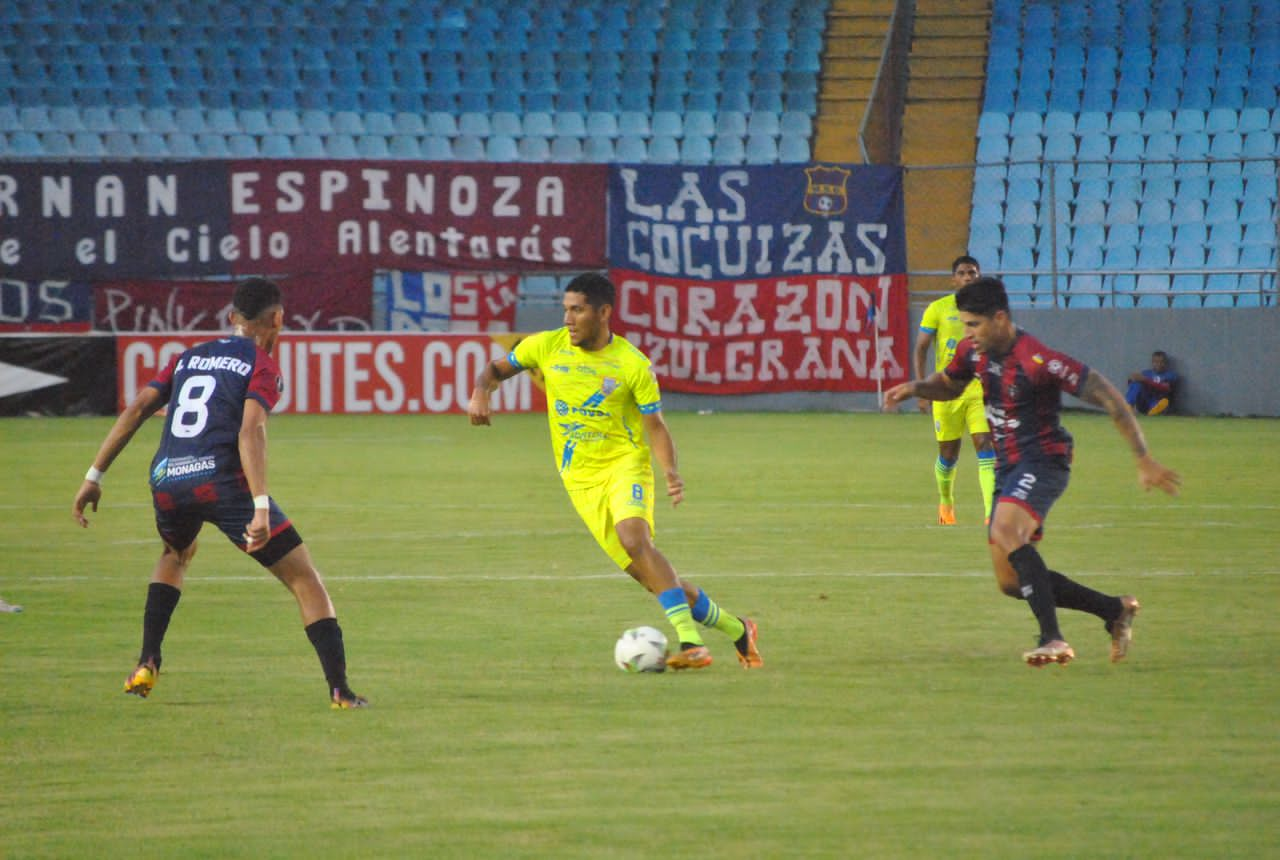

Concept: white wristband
[[85, 466, 104, 483], [253, 494, 270, 510]]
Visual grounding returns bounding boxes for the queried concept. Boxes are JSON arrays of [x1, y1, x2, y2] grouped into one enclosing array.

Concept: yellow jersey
[[920, 293, 966, 373], [511, 328, 661, 486], [920, 293, 982, 401]]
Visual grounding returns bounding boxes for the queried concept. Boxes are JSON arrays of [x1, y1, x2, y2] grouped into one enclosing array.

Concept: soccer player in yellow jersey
[[468, 273, 762, 671], [914, 255, 997, 525]]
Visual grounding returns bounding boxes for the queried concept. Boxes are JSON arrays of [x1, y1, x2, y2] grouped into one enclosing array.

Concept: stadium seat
[[421, 136, 453, 160], [712, 135, 745, 164], [550, 136, 584, 161], [572, 134, 610, 162], [517, 136, 551, 161], [453, 135, 485, 161], [615, 135, 647, 162], [745, 134, 779, 164], [778, 134, 809, 163], [325, 134, 358, 158]]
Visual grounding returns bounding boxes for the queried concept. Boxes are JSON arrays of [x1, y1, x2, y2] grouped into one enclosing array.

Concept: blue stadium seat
[[517, 136, 551, 161], [421, 136, 454, 160], [485, 135, 519, 161], [550, 136, 584, 161], [103, 131, 136, 157], [260, 134, 294, 157], [745, 134, 778, 164], [649, 135, 680, 163], [582, 136, 615, 163], [355, 135, 388, 159], [778, 134, 809, 163], [615, 135, 648, 162], [585, 112, 619, 138], [165, 132, 201, 157], [452, 135, 485, 160], [712, 135, 745, 164], [422, 113, 454, 137], [196, 133, 232, 157]]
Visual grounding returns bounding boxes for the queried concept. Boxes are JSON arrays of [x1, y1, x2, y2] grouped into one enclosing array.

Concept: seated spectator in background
[[1126, 351, 1177, 415]]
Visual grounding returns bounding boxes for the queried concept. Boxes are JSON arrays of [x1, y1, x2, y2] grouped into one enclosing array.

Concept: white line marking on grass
[[21, 568, 1276, 585]]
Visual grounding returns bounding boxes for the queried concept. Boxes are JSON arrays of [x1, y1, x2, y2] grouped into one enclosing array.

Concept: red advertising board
[[117, 333, 544, 415]]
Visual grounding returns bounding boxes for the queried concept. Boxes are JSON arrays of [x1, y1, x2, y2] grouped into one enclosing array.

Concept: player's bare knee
[[162, 540, 197, 569]]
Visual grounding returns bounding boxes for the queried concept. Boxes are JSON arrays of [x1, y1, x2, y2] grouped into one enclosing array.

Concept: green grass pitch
[[1, 411, 1276, 858]]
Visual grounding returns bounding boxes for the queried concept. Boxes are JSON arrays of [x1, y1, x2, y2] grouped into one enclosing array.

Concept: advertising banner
[[0, 161, 607, 279], [117, 333, 543, 415], [607, 164, 909, 394], [0, 334, 116, 415], [373, 270, 519, 331], [93, 271, 373, 333]]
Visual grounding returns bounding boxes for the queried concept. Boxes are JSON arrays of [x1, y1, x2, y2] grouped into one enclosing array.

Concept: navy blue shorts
[[153, 474, 294, 562], [990, 457, 1071, 541]]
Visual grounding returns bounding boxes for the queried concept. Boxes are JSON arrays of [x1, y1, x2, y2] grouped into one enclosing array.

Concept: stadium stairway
[[813, 0, 895, 161], [900, 0, 991, 296]]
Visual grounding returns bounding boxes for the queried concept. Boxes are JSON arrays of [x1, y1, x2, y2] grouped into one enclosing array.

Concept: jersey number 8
[[171, 374, 216, 438]]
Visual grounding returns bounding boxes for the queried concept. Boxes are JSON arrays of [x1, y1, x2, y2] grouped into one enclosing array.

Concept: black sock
[[1048, 570, 1123, 622], [305, 617, 350, 695], [1008, 545, 1064, 645], [140, 582, 181, 668]]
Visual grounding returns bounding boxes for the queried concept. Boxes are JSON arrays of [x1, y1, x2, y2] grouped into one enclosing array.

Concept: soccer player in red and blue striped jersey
[[73, 278, 366, 708], [886, 277, 1181, 667]]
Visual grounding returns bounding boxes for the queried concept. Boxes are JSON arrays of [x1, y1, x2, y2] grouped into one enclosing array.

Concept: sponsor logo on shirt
[[152, 455, 217, 484], [554, 399, 609, 419]]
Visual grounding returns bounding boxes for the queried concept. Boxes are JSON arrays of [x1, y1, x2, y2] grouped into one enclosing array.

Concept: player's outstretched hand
[[882, 382, 914, 410], [665, 470, 685, 507], [73, 481, 101, 528], [467, 390, 492, 426], [1138, 454, 1182, 496]]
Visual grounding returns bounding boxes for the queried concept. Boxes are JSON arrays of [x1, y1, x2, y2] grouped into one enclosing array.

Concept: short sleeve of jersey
[[1031, 345, 1089, 396], [147, 353, 181, 400], [919, 297, 943, 334], [247, 349, 283, 411], [510, 329, 555, 371], [631, 359, 662, 414], [943, 339, 977, 384]]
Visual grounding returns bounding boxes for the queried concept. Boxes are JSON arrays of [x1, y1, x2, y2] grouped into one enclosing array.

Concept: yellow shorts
[[933, 382, 989, 442], [565, 463, 655, 571]]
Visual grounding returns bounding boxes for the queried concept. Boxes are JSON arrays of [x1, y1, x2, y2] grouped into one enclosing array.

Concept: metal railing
[[858, 0, 913, 165], [907, 156, 1280, 308]]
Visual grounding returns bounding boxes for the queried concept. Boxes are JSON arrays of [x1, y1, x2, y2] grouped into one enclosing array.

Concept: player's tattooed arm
[[1079, 371, 1148, 458], [468, 357, 522, 425]]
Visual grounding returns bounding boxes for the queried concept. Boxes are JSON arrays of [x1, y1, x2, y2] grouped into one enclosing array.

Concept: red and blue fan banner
[[0, 279, 93, 332], [607, 164, 909, 394], [0, 161, 608, 280], [92, 272, 374, 333]]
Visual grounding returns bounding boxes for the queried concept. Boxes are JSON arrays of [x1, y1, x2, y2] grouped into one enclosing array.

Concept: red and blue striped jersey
[[146, 336, 282, 488], [944, 329, 1089, 465]]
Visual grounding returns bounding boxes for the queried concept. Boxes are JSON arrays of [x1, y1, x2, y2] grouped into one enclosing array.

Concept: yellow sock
[[977, 450, 997, 520], [935, 456, 957, 505], [658, 587, 704, 647], [691, 589, 746, 641]]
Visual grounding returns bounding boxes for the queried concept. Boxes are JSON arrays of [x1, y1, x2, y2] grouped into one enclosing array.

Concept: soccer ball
[[614, 626, 669, 673]]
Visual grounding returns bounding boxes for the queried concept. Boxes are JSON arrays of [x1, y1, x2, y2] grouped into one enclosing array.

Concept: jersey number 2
[[171, 374, 216, 438]]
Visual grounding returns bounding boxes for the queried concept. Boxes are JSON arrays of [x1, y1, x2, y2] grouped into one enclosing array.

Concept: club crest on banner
[[803, 165, 853, 216]]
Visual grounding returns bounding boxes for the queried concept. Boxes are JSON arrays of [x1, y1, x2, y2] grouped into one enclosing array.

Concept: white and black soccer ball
[[614, 626, 668, 673]]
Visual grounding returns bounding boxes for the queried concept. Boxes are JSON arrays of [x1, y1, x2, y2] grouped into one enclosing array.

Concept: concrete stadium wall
[[516, 304, 1280, 417]]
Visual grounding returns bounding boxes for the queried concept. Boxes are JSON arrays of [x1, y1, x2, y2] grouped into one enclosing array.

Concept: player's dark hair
[[565, 272, 615, 309], [232, 278, 282, 321], [955, 276, 1010, 317], [952, 254, 980, 273], [1152, 350, 1168, 361]]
